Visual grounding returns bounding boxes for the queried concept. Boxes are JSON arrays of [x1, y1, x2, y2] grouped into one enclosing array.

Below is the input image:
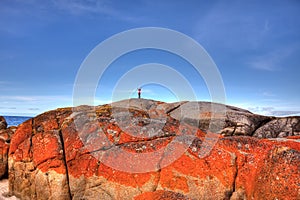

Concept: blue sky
[[0, 0, 300, 116]]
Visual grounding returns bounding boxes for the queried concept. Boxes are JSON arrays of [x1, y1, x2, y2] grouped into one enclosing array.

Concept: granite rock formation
[[0, 117, 15, 179], [253, 117, 300, 138], [3, 99, 300, 200]]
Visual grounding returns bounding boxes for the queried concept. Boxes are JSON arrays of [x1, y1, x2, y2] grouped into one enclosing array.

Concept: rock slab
[[6, 100, 300, 200]]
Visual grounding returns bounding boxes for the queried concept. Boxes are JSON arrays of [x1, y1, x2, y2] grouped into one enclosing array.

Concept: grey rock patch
[[254, 117, 300, 138]]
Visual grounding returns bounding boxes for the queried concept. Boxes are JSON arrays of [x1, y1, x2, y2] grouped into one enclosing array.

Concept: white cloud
[[248, 106, 300, 117], [0, 95, 73, 116], [227, 97, 300, 117]]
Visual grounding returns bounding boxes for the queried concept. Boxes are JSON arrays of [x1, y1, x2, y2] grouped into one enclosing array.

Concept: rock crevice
[[58, 129, 72, 200]]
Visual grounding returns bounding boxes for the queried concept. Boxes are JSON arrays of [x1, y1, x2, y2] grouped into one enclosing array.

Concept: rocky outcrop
[[5, 99, 300, 199], [168, 101, 273, 136], [168, 101, 300, 138], [0, 116, 16, 179], [8, 109, 72, 200], [253, 117, 300, 138]]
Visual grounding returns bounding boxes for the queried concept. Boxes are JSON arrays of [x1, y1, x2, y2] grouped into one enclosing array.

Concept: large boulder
[[0, 116, 16, 179], [8, 109, 72, 199], [7, 99, 300, 200]]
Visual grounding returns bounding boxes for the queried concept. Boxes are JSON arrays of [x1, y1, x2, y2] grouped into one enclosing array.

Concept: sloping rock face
[[7, 99, 300, 200], [169, 102, 272, 136], [169, 101, 300, 138]]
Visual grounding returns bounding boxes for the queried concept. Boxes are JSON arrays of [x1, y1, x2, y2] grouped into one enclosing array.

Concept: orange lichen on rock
[[97, 163, 157, 188], [159, 169, 189, 193], [31, 131, 67, 174], [159, 143, 236, 195], [6, 100, 300, 200], [134, 190, 191, 200], [252, 141, 300, 199], [32, 132, 61, 166], [217, 137, 300, 199], [9, 119, 32, 161], [0, 122, 14, 178]]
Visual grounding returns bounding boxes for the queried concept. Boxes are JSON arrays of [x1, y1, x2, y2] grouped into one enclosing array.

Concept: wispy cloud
[[0, 81, 11, 85], [0, 96, 37, 102], [0, 107, 16, 110], [194, 2, 273, 50], [248, 54, 280, 71], [262, 20, 270, 34], [52, 0, 114, 15], [0, 95, 71, 100], [28, 108, 40, 111], [51, 0, 138, 22], [0, 95, 72, 115], [0, 82, 21, 92], [228, 96, 300, 117], [248, 106, 300, 116], [262, 91, 275, 97], [0, 0, 138, 38], [248, 45, 298, 71]]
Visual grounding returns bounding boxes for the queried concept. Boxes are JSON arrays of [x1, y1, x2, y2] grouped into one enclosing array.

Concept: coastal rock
[[61, 103, 197, 199], [220, 137, 300, 200], [0, 128, 11, 179], [0, 116, 15, 179], [8, 109, 72, 199], [0, 116, 7, 130], [168, 102, 272, 136], [253, 116, 300, 138], [7, 99, 300, 199]]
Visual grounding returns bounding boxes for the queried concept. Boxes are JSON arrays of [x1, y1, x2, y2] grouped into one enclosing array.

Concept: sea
[[3, 116, 32, 127]]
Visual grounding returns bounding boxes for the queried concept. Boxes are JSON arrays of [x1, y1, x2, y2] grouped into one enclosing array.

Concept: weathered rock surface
[[6, 99, 300, 200], [134, 190, 191, 200], [169, 101, 273, 136], [0, 116, 16, 179], [168, 101, 300, 138], [253, 116, 300, 138], [0, 116, 7, 130], [8, 109, 72, 200]]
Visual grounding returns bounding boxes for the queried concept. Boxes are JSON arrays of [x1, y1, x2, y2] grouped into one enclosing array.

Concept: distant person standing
[[138, 88, 141, 99]]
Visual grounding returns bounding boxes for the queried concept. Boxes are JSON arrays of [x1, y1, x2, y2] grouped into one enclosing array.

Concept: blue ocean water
[[3, 116, 32, 127]]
